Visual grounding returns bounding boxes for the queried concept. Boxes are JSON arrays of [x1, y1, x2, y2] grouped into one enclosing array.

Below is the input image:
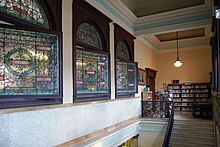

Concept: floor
[[174, 111, 194, 120]]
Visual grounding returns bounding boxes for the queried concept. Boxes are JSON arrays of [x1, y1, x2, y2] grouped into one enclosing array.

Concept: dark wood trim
[[0, 1, 63, 109], [114, 23, 136, 62], [73, 0, 112, 102], [145, 68, 157, 102], [0, 28, 63, 109], [114, 23, 137, 98], [115, 61, 138, 98], [217, 20, 220, 92]]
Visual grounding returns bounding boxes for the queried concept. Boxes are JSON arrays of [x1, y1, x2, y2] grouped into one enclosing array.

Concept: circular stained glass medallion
[[5, 47, 35, 76], [83, 63, 97, 82]]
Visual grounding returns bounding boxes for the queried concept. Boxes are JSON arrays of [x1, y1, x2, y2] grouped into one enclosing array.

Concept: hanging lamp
[[174, 32, 182, 67]]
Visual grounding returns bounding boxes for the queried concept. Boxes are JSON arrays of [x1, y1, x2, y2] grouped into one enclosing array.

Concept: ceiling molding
[[92, 0, 213, 52], [105, 0, 137, 24], [135, 1, 212, 25], [158, 45, 211, 53], [147, 25, 211, 46], [134, 12, 212, 33], [145, 34, 210, 50], [135, 36, 158, 53], [134, 19, 212, 36], [149, 34, 209, 47], [94, 0, 135, 30]]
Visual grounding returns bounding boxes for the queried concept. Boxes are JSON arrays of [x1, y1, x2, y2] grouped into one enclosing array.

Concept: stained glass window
[[76, 23, 103, 49], [0, 0, 49, 28], [76, 49, 109, 94], [0, 28, 60, 95], [116, 41, 130, 61], [116, 61, 137, 94]]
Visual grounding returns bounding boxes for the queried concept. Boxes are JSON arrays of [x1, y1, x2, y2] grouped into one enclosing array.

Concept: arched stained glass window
[[114, 23, 137, 98], [0, 0, 62, 109], [76, 23, 109, 98], [0, 0, 49, 28], [116, 41, 130, 61], [76, 23, 103, 49]]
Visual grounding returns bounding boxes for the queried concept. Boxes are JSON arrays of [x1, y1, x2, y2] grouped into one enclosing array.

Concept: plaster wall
[[157, 48, 211, 90]]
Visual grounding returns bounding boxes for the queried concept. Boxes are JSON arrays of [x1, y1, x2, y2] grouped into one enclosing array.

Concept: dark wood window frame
[[114, 23, 138, 98], [0, 0, 63, 109], [73, 0, 112, 102]]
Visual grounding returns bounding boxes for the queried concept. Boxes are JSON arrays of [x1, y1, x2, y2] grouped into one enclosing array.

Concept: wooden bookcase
[[168, 83, 211, 111]]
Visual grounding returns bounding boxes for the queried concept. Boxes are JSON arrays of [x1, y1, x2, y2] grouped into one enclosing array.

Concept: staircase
[[169, 119, 214, 147]]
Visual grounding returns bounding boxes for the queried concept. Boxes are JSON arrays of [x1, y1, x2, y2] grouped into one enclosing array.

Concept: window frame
[[114, 23, 138, 98], [0, 0, 63, 109], [73, 0, 112, 102]]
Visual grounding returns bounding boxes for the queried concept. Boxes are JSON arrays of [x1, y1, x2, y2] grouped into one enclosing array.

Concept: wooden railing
[[162, 103, 174, 147]]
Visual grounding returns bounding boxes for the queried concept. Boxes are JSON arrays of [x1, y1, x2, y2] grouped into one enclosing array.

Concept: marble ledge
[[0, 97, 141, 114], [56, 116, 140, 147]]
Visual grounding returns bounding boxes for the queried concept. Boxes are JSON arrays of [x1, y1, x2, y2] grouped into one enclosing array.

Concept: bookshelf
[[168, 83, 211, 111]]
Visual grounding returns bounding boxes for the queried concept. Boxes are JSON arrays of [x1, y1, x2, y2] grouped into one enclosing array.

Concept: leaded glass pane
[[116, 61, 137, 93], [0, 0, 49, 28], [0, 27, 60, 95], [76, 23, 103, 49], [116, 41, 130, 60], [76, 49, 108, 94]]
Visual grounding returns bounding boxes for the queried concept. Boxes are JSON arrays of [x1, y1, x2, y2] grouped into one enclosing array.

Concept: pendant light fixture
[[174, 32, 182, 67]]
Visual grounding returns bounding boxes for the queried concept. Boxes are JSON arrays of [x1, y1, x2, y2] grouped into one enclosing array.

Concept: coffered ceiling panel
[[156, 28, 205, 42], [121, 0, 205, 17]]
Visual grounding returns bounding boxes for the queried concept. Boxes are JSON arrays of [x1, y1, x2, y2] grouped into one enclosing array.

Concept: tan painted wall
[[134, 39, 158, 97], [157, 48, 211, 90], [134, 39, 158, 70]]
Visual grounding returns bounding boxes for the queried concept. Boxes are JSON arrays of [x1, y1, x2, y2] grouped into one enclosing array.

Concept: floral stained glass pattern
[[0, 0, 49, 28], [116, 41, 130, 61], [76, 49, 108, 94], [0, 28, 60, 95], [76, 23, 103, 49], [116, 61, 137, 93]]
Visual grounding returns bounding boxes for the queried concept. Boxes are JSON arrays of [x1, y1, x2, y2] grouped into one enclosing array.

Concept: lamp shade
[[174, 60, 182, 67]]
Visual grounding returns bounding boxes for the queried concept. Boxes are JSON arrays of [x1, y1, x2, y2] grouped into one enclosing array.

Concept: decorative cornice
[[105, 0, 137, 24], [91, 0, 213, 51], [135, 1, 212, 25], [134, 19, 212, 36], [142, 25, 211, 50], [94, 0, 134, 30], [135, 36, 158, 52], [158, 45, 211, 53]]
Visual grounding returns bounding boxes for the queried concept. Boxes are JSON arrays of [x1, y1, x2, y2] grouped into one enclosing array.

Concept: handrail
[[162, 102, 174, 147]]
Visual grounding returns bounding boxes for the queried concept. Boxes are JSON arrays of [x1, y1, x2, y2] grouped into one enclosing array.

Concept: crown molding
[[135, 36, 158, 53], [105, 0, 137, 24], [158, 45, 211, 53], [134, 19, 212, 36], [91, 0, 213, 52], [146, 25, 211, 46], [135, 1, 212, 25]]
